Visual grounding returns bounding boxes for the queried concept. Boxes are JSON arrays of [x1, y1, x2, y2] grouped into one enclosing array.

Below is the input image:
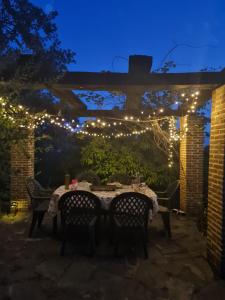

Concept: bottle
[[65, 173, 70, 190]]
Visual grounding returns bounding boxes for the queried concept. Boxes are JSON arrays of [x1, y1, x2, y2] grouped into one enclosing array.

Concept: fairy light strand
[[0, 90, 200, 168]]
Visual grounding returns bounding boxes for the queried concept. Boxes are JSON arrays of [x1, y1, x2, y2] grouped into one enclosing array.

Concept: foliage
[[35, 124, 85, 187], [108, 173, 132, 185], [81, 138, 141, 183], [81, 135, 179, 189], [76, 170, 101, 185], [0, 0, 75, 203], [0, 0, 75, 91]]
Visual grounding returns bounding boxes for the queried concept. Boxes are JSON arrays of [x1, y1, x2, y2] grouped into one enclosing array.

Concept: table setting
[[48, 179, 159, 220]]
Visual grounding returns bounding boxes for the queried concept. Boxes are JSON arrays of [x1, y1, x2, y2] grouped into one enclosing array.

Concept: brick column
[[180, 115, 204, 215], [207, 85, 225, 277], [10, 129, 34, 211]]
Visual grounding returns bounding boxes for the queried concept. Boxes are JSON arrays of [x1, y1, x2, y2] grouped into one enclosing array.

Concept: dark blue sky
[[32, 0, 225, 73]]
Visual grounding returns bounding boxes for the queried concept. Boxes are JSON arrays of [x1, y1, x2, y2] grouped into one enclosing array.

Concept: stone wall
[[180, 115, 204, 215]]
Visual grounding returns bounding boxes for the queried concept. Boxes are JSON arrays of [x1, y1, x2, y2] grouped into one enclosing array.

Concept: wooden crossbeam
[[50, 88, 86, 110], [66, 108, 182, 118], [52, 71, 225, 91], [1, 71, 224, 93]]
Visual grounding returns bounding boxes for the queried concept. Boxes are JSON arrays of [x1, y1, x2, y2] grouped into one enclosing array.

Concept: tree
[[0, 0, 75, 208], [0, 0, 74, 90]]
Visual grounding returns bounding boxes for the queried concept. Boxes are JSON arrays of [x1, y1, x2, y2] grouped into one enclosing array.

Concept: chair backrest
[[26, 177, 43, 198], [166, 180, 180, 198], [58, 190, 101, 225], [110, 192, 153, 227]]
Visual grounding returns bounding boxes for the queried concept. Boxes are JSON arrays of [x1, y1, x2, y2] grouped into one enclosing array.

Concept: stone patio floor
[[0, 212, 225, 300]]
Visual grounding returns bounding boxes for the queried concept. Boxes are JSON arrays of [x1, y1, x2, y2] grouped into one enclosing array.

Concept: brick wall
[[180, 115, 204, 215], [10, 130, 34, 211], [207, 85, 225, 277]]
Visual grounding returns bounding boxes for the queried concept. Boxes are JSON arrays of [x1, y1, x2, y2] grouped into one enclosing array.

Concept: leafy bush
[[81, 138, 140, 182], [81, 136, 179, 188], [142, 165, 179, 190], [108, 173, 132, 185]]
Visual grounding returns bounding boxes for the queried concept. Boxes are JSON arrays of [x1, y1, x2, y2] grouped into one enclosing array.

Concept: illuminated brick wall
[[180, 115, 204, 215], [207, 85, 225, 277], [10, 130, 34, 211]]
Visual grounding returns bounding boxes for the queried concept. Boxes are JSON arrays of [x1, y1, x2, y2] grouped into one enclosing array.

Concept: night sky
[[32, 0, 225, 73]]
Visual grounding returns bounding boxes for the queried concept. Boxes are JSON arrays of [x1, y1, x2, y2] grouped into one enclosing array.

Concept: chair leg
[[141, 228, 148, 259], [89, 226, 95, 256], [60, 228, 67, 256], [60, 239, 66, 256], [161, 212, 172, 238], [37, 211, 45, 228], [95, 218, 100, 246], [52, 215, 58, 235], [113, 228, 120, 257], [29, 211, 38, 237], [109, 220, 115, 245]]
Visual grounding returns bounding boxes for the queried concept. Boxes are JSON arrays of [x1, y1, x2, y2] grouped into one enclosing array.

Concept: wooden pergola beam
[[50, 88, 87, 110], [52, 71, 225, 91], [66, 108, 183, 118]]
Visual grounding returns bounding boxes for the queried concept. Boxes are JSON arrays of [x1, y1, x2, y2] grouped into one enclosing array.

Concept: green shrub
[[108, 173, 132, 185]]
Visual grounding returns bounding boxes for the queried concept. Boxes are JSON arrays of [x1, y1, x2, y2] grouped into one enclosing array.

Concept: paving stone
[[190, 257, 214, 282], [95, 259, 126, 278], [8, 282, 47, 300], [36, 257, 73, 281], [137, 261, 171, 289], [99, 274, 126, 300], [155, 240, 186, 255], [58, 259, 97, 289], [10, 264, 38, 283], [193, 280, 225, 300], [123, 281, 154, 300], [0, 213, 218, 300], [0, 285, 9, 300], [166, 277, 195, 300]]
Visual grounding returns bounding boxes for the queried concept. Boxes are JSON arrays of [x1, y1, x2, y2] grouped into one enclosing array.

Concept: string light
[[1, 91, 201, 169], [168, 116, 179, 168]]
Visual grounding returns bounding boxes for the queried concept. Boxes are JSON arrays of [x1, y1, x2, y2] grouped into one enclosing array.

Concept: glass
[[65, 174, 70, 190]]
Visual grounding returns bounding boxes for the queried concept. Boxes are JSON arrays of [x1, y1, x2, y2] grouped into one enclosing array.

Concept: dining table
[[48, 181, 159, 221]]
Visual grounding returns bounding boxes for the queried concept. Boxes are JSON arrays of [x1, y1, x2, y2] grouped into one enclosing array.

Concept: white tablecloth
[[48, 182, 158, 220]]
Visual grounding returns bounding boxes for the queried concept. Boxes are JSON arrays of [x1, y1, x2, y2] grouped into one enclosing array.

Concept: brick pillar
[[180, 115, 204, 215], [10, 129, 34, 211], [207, 85, 225, 277]]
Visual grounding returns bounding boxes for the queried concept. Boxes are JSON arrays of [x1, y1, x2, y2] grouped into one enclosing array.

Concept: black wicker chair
[[58, 190, 101, 256], [110, 192, 153, 259], [26, 177, 54, 237], [156, 180, 180, 238], [156, 180, 180, 209]]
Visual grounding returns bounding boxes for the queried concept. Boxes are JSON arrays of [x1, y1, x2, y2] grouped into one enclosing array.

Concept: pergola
[[8, 55, 225, 277]]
